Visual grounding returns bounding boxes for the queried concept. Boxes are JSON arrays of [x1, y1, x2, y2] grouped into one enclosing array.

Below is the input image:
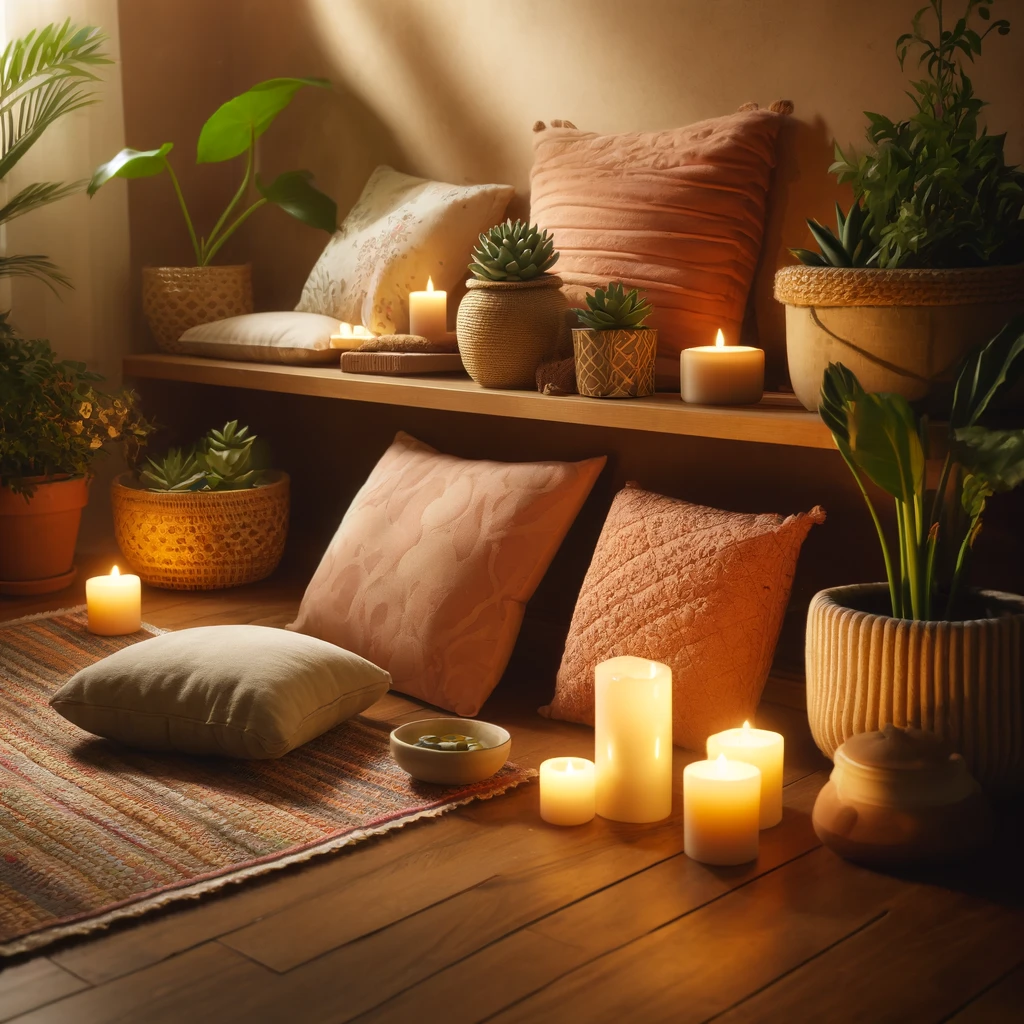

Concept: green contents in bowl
[[416, 733, 485, 752]]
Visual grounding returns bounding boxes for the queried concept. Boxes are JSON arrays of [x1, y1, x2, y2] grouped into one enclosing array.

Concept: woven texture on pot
[[111, 472, 289, 591], [573, 328, 656, 398], [142, 265, 253, 353], [456, 276, 568, 389], [806, 584, 1024, 789], [774, 264, 1024, 307]]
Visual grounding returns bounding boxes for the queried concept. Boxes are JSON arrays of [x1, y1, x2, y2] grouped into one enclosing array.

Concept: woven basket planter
[[456, 276, 569, 389], [111, 471, 289, 591], [806, 584, 1024, 790], [774, 265, 1024, 411], [573, 328, 657, 398], [142, 265, 253, 353]]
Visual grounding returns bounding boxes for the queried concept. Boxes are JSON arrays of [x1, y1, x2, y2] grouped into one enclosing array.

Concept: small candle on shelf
[[540, 757, 596, 826], [408, 277, 448, 340], [86, 565, 141, 636], [707, 721, 785, 829], [329, 322, 374, 350], [683, 754, 761, 865], [680, 329, 764, 405]]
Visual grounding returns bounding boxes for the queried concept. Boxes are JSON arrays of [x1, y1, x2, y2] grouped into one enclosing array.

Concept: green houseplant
[[573, 282, 658, 398], [111, 420, 289, 591], [90, 78, 337, 351], [775, 0, 1024, 411], [805, 315, 1024, 788], [456, 219, 569, 389]]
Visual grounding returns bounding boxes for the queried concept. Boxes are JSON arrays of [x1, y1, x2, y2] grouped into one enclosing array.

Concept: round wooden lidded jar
[[812, 725, 991, 865]]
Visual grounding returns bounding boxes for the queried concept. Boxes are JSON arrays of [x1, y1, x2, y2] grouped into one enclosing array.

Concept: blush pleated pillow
[[289, 433, 606, 716], [541, 485, 824, 750], [530, 104, 790, 386]]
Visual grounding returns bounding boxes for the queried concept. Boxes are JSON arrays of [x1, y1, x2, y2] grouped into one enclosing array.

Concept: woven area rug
[[0, 608, 534, 956]]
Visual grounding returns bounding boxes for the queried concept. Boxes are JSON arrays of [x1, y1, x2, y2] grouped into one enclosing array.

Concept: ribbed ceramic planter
[[806, 584, 1024, 789], [572, 328, 657, 398]]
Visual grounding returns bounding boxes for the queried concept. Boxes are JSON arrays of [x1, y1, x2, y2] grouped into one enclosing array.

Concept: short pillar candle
[[408, 277, 448, 340], [707, 721, 785, 828], [595, 656, 673, 823], [540, 757, 596, 826], [683, 755, 761, 865], [86, 565, 141, 636], [680, 329, 764, 405]]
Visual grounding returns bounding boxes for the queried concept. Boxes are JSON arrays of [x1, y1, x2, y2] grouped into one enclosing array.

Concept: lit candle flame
[[426, 276, 435, 292], [111, 565, 120, 577], [565, 760, 575, 774], [742, 720, 751, 731], [715, 328, 725, 348]]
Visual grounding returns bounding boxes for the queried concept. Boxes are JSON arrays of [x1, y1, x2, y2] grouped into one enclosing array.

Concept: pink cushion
[[289, 433, 605, 716], [530, 107, 788, 385], [542, 485, 824, 750]]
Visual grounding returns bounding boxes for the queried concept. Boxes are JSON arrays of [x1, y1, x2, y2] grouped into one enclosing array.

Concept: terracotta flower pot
[[142, 264, 253, 353], [0, 476, 90, 594], [774, 265, 1024, 411], [805, 583, 1024, 790], [573, 327, 658, 398], [456, 275, 569, 389]]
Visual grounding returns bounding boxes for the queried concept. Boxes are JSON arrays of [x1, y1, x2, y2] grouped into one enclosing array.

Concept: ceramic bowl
[[390, 717, 511, 786]]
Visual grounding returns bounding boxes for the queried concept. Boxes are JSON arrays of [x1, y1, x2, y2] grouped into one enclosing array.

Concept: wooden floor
[[1, 553, 1022, 1024]]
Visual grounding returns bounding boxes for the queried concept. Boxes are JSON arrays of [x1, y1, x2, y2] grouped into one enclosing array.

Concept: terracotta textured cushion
[[530, 106, 788, 385], [542, 486, 824, 750], [289, 432, 606, 716]]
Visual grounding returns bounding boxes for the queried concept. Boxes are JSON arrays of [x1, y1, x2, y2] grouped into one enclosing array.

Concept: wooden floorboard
[[944, 962, 1024, 1023], [0, 959, 87, 1022]]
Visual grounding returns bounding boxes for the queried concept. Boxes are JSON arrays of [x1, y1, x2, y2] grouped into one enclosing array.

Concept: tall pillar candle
[[707, 721, 785, 828], [408, 277, 448, 340], [595, 656, 673, 823], [683, 755, 761, 865]]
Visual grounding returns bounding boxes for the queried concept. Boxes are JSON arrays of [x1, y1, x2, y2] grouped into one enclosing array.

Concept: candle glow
[[707, 720, 785, 829], [86, 564, 141, 636], [409, 276, 448, 340], [540, 756, 596, 826], [680, 327, 765, 405], [683, 753, 761, 865]]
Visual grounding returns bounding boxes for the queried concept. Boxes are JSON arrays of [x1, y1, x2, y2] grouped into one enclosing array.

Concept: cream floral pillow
[[295, 166, 514, 334]]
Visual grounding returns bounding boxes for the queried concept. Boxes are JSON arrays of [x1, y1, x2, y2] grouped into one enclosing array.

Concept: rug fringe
[[0, 769, 536, 958]]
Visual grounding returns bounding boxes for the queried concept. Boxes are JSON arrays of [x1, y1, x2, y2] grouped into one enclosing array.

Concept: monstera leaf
[[256, 170, 336, 233]]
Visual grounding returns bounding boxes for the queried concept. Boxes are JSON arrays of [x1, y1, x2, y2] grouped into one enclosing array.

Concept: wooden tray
[[340, 351, 466, 376]]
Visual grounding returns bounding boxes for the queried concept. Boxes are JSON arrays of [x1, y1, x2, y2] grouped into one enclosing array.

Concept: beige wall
[[119, 0, 1024, 387]]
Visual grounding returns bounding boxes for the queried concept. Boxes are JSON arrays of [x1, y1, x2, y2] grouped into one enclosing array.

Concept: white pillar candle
[[329, 322, 374, 350], [595, 657, 673, 823], [408, 277, 448, 340], [707, 721, 785, 829], [540, 757, 596, 826], [680, 329, 764, 405], [86, 565, 141, 636], [683, 754, 761, 865]]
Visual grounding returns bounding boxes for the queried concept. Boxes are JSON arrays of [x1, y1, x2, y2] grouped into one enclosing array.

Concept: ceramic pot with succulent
[[90, 78, 338, 352], [456, 219, 569, 389], [807, 315, 1024, 788], [112, 421, 289, 591], [777, 1, 1024, 411], [0, 324, 152, 595], [572, 283, 657, 398]]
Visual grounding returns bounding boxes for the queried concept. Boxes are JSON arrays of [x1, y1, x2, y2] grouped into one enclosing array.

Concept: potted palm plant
[[89, 79, 337, 351], [807, 315, 1024, 788], [776, 1, 1024, 411]]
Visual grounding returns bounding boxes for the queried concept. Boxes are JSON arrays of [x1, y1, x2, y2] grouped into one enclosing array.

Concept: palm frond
[[0, 254, 72, 292], [0, 180, 82, 226]]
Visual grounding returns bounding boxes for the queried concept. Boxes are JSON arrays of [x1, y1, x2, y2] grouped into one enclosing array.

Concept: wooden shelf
[[124, 353, 835, 449]]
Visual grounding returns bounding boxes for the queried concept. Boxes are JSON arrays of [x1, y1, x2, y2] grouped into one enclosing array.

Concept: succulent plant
[[199, 420, 264, 490], [140, 447, 206, 492], [790, 201, 880, 269], [469, 219, 559, 282], [576, 281, 654, 330]]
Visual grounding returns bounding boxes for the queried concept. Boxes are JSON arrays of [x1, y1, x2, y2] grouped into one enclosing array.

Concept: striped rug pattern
[[0, 609, 533, 955]]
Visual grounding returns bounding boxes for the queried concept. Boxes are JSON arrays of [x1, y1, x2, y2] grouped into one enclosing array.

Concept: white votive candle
[[707, 721, 785, 828], [408, 277, 448, 339], [680, 329, 764, 405], [86, 565, 141, 636], [540, 757, 596, 825], [683, 754, 761, 865], [595, 657, 673, 823], [329, 322, 374, 350]]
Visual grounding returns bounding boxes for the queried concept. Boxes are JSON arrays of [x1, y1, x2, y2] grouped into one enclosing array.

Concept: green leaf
[[953, 427, 1024, 493], [807, 218, 852, 267], [949, 314, 1024, 429], [789, 247, 828, 266], [960, 472, 992, 520], [848, 390, 925, 503], [196, 77, 329, 164], [88, 144, 172, 194], [255, 170, 336, 232]]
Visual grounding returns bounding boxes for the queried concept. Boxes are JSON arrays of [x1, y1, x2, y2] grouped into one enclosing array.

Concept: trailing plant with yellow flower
[[0, 315, 153, 496]]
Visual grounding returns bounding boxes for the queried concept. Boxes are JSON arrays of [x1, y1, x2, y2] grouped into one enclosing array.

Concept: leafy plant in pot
[[806, 315, 1024, 788], [456, 219, 568, 389], [776, 0, 1024, 411], [573, 282, 658, 398], [0, 322, 152, 594], [90, 79, 338, 352], [111, 420, 290, 591]]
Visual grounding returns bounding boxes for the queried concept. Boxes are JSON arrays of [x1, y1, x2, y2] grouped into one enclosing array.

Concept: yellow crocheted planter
[[111, 471, 289, 591]]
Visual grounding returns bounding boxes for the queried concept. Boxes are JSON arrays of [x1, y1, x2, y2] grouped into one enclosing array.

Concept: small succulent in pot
[[469, 219, 559, 282], [573, 282, 658, 399], [140, 420, 268, 492]]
